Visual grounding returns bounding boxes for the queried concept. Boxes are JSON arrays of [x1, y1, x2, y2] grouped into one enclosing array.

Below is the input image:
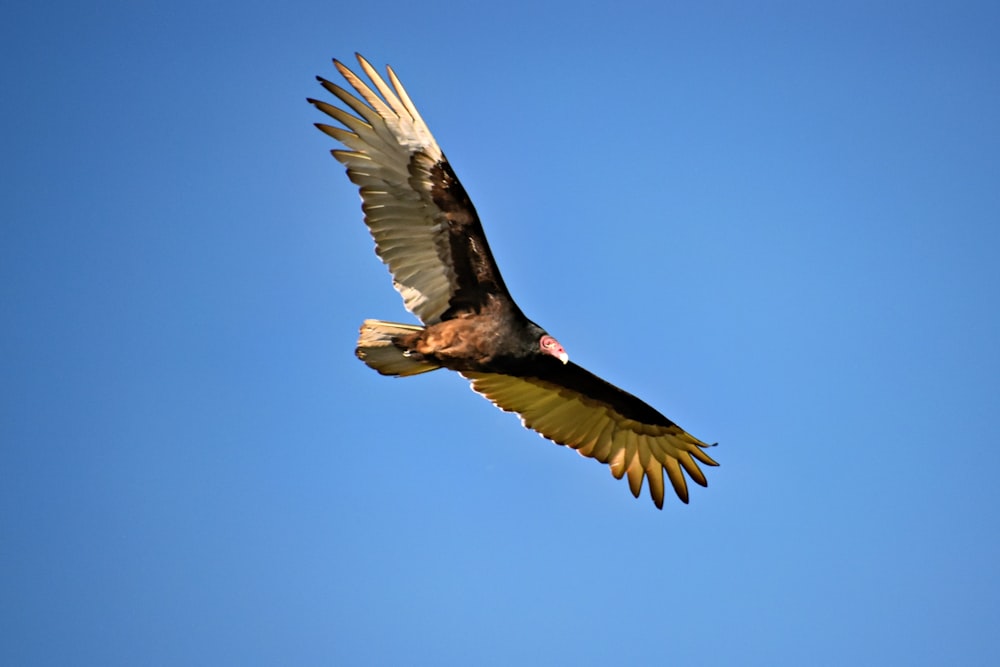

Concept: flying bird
[[308, 54, 718, 509]]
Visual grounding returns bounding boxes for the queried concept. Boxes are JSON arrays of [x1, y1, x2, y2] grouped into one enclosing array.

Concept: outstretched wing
[[308, 54, 514, 325], [463, 363, 718, 509]]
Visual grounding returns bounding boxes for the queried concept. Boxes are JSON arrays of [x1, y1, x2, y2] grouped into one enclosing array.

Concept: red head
[[540, 335, 569, 364]]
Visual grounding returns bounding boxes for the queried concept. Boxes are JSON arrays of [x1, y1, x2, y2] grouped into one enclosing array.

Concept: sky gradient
[[3, 1, 999, 665]]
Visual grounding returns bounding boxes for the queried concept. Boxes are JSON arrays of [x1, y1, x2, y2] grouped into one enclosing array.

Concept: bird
[[308, 54, 718, 509]]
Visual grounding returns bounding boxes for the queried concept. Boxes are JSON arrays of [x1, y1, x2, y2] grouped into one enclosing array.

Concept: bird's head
[[540, 334, 569, 364]]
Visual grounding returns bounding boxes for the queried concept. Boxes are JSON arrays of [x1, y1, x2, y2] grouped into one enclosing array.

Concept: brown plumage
[[308, 54, 718, 509]]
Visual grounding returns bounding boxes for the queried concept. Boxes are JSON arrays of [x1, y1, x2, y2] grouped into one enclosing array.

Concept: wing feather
[[622, 430, 643, 498], [463, 365, 718, 508], [676, 450, 708, 487], [561, 404, 608, 446], [310, 55, 514, 324], [643, 443, 667, 509], [589, 420, 618, 463], [663, 457, 689, 505]]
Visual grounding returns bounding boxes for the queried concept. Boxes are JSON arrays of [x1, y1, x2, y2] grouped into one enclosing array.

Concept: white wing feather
[[312, 55, 459, 324]]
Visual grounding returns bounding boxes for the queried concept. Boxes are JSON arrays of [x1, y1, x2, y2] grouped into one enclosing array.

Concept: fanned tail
[[355, 319, 440, 377]]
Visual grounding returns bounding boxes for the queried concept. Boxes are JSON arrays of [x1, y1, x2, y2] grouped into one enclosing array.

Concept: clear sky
[[2, 1, 999, 665]]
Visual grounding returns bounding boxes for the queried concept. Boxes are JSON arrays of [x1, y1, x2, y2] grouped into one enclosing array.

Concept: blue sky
[[2, 1, 999, 664]]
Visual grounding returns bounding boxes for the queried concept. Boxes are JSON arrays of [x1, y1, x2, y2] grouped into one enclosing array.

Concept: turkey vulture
[[308, 54, 718, 509]]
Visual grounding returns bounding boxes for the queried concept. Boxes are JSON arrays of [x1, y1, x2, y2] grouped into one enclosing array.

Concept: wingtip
[[333, 58, 351, 78], [354, 52, 373, 68]]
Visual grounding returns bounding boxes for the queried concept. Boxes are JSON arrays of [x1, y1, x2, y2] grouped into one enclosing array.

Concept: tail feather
[[355, 319, 440, 377]]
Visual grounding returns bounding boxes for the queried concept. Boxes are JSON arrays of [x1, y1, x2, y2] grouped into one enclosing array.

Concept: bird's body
[[309, 55, 718, 509]]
